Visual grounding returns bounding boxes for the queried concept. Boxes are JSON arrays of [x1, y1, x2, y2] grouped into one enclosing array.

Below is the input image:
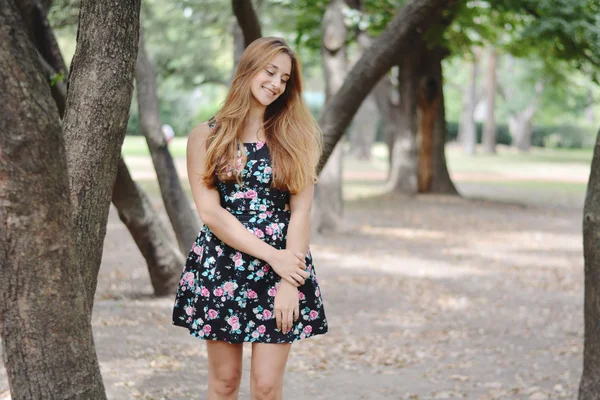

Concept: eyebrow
[[267, 63, 290, 77]]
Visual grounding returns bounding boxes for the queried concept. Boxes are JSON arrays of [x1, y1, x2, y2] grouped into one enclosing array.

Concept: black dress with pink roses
[[171, 128, 328, 343]]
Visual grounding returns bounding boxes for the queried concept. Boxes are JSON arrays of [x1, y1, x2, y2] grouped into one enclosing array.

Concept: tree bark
[[313, 0, 347, 233], [62, 0, 141, 313], [317, 0, 457, 174], [26, 4, 186, 299], [579, 126, 600, 400], [0, 1, 106, 398], [348, 32, 379, 160], [136, 24, 200, 253], [386, 46, 419, 194], [509, 81, 543, 152], [459, 52, 479, 155], [429, 54, 458, 194], [231, 0, 262, 48], [417, 74, 441, 192], [482, 47, 497, 153], [112, 158, 185, 296]]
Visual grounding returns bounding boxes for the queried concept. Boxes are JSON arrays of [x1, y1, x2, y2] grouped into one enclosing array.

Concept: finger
[[297, 260, 307, 270], [293, 273, 305, 286], [275, 309, 282, 331], [294, 306, 300, 322], [298, 269, 309, 279], [285, 275, 299, 287], [286, 310, 293, 334], [295, 252, 305, 262]]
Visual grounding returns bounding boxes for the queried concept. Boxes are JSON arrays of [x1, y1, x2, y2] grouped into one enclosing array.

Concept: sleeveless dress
[[171, 133, 328, 344]]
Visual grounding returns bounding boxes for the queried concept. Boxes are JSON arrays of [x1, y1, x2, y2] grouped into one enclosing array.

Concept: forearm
[[285, 210, 311, 258], [203, 207, 277, 263]]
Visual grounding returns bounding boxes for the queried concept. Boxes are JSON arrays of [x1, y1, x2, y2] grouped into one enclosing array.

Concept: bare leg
[[250, 343, 292, 400], [206, 340, 244, 400]]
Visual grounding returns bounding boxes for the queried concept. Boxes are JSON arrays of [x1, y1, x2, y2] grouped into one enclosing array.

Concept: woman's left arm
[[285, 182, 314, 260], [275, 182, 314, 334]]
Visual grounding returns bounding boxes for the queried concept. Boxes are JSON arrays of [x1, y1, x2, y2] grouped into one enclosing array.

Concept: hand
[[267, 249, 309, 287], [274, 281, 300, 334]]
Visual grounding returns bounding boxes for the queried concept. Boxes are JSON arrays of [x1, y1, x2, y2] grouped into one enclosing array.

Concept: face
[[250, 52, 292, 107]]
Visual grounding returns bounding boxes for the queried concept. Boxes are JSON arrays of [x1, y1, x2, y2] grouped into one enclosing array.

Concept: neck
[[246, 102, 266, 127]]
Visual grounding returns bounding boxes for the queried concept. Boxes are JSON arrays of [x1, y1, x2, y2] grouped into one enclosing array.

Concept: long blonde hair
[[201, 37, 323, 195]]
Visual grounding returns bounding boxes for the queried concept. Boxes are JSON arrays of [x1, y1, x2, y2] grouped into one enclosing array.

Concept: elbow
[[198, 207, 215, 229]]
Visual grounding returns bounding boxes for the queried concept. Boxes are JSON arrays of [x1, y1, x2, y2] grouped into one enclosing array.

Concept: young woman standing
[[172, 37, 328, 400]]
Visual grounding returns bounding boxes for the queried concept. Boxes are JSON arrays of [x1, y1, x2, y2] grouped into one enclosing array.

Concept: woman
[[172, 37, 328, 399]]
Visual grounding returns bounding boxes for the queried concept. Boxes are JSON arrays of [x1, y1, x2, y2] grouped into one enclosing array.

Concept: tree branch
[[231, 0, 262, 48]]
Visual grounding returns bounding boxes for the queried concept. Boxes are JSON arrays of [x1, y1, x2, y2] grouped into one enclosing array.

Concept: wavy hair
[[201, 37, 323, 195]]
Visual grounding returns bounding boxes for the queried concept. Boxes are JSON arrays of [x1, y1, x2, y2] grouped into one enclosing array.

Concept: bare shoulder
[[187, 121, 212, 154]]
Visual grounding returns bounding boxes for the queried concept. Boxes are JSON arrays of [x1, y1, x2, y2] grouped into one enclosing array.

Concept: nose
[[270, 76, 281, 91]]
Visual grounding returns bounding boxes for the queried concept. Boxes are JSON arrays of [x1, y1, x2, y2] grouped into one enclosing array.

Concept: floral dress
[[171, 135, 328, 343]]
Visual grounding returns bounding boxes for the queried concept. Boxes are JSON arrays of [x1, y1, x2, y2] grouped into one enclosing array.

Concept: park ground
[[0, 140, 591, 399]]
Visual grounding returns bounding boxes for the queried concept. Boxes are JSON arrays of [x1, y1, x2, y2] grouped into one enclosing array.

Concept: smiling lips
[[262, 86, 276, 97]]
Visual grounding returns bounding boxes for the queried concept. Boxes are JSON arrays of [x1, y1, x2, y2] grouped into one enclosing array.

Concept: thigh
[[250, 342, 292, 383], [206, 340, 244, 379]]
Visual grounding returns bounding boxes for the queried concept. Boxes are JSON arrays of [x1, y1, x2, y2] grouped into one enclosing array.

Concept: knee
[[211, 369, 242, 397], [251, 375, 279, 400]]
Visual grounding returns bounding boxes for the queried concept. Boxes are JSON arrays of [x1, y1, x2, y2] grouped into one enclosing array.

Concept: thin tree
[[580, 126, 600, 399]]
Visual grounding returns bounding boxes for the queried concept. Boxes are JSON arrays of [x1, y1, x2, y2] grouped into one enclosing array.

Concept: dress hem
[[172, 320, 328, 344]]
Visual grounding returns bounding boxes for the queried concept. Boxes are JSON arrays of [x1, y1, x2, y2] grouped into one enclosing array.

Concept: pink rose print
[[232, 322, 240, 331], [266, 210, 273, 217], [256, 270, 264, 277], [259, 204, 267, 211], [268, 287, 277, 297], [315, 288, 320, 297], [233, 252, 242, 261], [213, 287, 224, 297], [298, 292, 305, 300], [309, 310, 319, 320], [265, 226, 274, 235], [235, 192, 244, 199], [184, 306, 194, 316], [264, 166, 271, 173], [252, 331, 260, 338], [248, 290, 257, 299], [303, 325, 312, 335], [245, 189, 257, 199], [263, 265, 270, 272], [207, 309, 218, 319], [200, 287, 210, 297], [257, 325, 266, 334], [263, 309, 272, 320], [227, 316, 239, 326], [235, 258, 243, 267], [193, 245, 203, 255], [183, 272, 195, 285], [253, 228, 264, 238], [203, 325, 211, 334], [224, 282, 235, 293], [256, 141, 265, 150], [259, 213, 267, 219]]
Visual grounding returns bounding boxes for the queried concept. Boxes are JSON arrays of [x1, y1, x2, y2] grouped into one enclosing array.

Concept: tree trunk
[[317, 0, 457, 174], [348, 31, 379, 160], [112, 158, 185, 296], [482, 47, 497, 153], [62, 0, 141, 313], [459, 52, 479, 155], [386, 47, 419, 194], [373, 72, 400, 177], [313, 0, 347, 234], [579, 126, 600, 400], [509, 81, 543, 152], [136, 24, 200, 253], [0, 1, 106, 398], [231, 0, 262, 48], [417, 75, 441, 192], [27, 4, 186, 299], [429, 53, 458, 194]]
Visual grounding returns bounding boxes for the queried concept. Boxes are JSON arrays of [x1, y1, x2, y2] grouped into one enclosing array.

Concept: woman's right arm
[[187, 123, 309, 286]]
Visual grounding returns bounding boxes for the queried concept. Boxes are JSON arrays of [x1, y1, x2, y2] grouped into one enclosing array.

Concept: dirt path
[[1, 189, 584, 400]]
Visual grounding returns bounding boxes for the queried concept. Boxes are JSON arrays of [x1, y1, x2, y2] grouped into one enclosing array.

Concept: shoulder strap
[[208, 116, 217, 130]]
